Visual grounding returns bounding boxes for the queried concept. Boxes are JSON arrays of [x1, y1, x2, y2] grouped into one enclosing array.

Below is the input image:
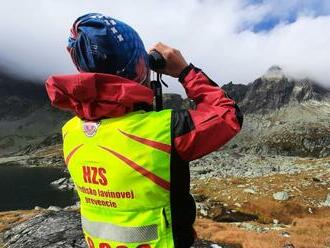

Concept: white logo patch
[[82, 121, 100, 137]]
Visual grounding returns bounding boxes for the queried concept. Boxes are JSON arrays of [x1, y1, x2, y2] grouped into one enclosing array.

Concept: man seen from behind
[[46, 13, 243, 248]]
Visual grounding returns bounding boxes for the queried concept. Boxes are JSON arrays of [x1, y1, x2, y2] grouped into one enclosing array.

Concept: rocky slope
[[222, 66, 330, 158], [0, 72, 72, 156], [0, 73, 47, 119], [225, 100, 330, 158]]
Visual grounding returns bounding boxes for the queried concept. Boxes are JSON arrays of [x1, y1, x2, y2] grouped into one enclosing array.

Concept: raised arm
[[149, 42, 243, 161], [173, 64, 243, 161]]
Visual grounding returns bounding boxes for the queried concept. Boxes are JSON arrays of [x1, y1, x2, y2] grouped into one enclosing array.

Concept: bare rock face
[[2, 211, 86, 248], [221, 82, 249, 103], [240, 76, 295, 114]]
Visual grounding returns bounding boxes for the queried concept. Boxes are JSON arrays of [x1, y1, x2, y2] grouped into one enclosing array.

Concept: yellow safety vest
[[62, 110, 174, 248]]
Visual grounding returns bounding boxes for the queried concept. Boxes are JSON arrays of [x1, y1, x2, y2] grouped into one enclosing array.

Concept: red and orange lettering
[[82, 166, 108, 186], [99, 243, 111, 248], [98, 167, 108, 185], [87, 237, 95, 248], [91, 167, 99, 184], [83, 166, 92, 183]]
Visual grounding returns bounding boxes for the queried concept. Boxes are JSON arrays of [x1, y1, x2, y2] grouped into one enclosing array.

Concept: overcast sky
[[0, 0, 330, 94]]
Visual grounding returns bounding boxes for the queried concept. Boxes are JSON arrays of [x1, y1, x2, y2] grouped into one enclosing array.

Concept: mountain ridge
[[0, 66, 329, 156], [0, 73, 48, 120], [222, 66, 330, 114]]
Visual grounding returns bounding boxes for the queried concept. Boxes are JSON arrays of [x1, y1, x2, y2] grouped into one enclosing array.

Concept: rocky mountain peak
[[262, 65, 286, 81], [222, 66, 330, 114]]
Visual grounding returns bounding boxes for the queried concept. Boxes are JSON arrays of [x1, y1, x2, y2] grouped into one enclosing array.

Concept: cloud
[[243, 0, 330, 31], [0, 0, 329, 95]]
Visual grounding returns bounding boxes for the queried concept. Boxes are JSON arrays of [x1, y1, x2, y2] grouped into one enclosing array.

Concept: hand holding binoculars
[[148, 43, 188, 78], [148, 44, 188, 111]]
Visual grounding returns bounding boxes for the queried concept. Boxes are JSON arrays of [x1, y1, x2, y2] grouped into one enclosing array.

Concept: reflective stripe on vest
[[81, 216, 158, 243], [62, 110, 174, 248]]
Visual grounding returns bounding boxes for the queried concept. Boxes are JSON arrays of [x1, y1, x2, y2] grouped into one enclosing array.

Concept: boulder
[[273, 191, 290, 201], [50, 177, 74, 191]]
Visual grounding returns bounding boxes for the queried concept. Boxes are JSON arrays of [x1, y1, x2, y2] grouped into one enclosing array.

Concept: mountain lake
[[0, 165, 76, 211]]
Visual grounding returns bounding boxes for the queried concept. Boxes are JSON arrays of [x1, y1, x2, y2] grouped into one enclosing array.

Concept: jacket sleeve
[[173, 64, 243, 161]]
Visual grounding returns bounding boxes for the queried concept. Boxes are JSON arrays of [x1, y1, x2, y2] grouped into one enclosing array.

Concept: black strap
[[151, 74, 168, 111], [151, 79, 163, 111]]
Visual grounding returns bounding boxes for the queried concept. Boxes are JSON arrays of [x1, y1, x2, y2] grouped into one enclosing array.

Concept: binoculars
[[148, 51, 167, 111], [149, 50, 166, 71]]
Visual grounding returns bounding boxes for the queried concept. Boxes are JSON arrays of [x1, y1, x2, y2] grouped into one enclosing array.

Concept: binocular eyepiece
[[149, 50, 166, 71]]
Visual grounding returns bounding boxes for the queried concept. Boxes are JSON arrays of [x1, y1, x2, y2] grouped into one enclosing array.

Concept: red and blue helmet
[[68, 13, 149, 83]]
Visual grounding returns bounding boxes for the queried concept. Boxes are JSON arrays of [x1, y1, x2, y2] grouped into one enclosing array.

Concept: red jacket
[[46, 64, 242, 161]]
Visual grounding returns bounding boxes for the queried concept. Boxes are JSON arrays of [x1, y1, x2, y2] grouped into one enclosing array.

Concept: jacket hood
[[45, 73, 154, 121]]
